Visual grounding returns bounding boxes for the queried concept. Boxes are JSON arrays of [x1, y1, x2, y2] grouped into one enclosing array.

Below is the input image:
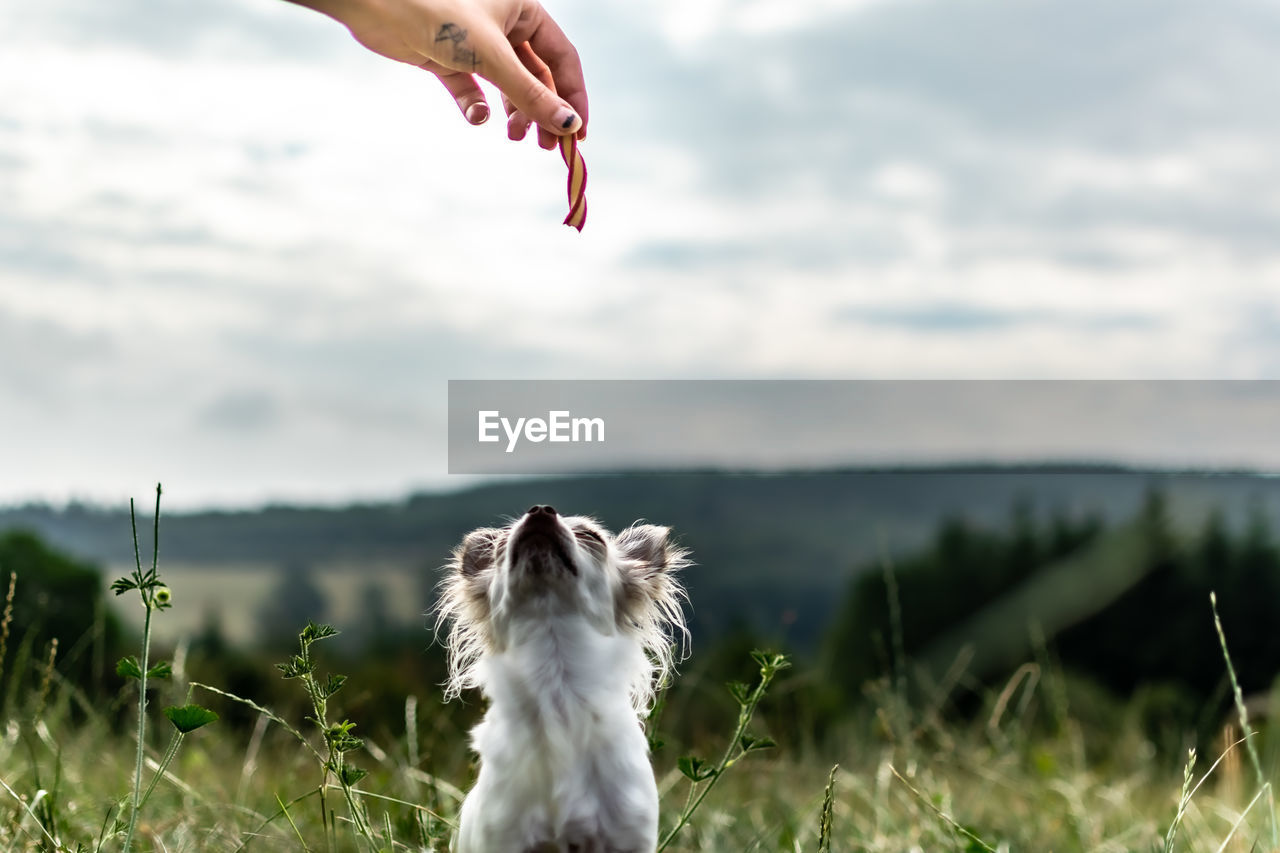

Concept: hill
[[2, 466, 1278, 650]]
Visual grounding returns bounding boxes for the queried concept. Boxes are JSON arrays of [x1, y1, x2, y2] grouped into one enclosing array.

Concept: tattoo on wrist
[[436, 23, 480, 71]]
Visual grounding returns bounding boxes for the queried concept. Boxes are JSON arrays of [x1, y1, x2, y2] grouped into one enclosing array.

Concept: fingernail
[[465, 103, 489, 125], [555, 108, 579, 131]]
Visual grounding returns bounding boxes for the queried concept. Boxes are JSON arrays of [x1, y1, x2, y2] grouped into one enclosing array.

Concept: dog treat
[[560, 134, 587, 231]]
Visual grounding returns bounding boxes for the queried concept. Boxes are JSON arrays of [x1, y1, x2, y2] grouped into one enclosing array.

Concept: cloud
[[12, 0, 347, 61], [199, 390, 281, 431], [594, 0, 1280, 270], [0, 309, 118, 408], [837, 304, 1162, 333], [1, 0, 1279, 504]]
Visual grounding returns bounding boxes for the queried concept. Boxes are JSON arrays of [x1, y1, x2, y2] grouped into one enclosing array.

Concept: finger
[[424, 64, 491, 125], [499, 91, 532, 141], [513, 41, 554, 94], [508, 109, 532, 141], [472, 25, 582, 137], [511, 5, 589, 138], [511, 42, 558, 149]]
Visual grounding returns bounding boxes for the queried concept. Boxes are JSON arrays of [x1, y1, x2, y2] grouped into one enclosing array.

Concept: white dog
[[436, 505, 688, 853]]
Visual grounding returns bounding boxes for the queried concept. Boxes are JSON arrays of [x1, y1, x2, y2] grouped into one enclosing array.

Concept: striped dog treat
[[560, 134, 587, 231]]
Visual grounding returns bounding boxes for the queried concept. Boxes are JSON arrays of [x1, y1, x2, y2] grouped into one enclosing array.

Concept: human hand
[[293, 0, 588, 149]]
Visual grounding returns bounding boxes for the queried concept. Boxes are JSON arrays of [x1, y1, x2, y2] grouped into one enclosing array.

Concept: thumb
[[479, 39, 582, 136]]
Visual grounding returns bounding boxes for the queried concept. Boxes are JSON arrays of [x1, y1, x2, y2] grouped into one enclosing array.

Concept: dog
[[436, 505, 688, 853]]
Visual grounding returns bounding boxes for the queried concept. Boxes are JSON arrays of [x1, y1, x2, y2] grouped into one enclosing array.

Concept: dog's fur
[[435, 506, 688, 853]]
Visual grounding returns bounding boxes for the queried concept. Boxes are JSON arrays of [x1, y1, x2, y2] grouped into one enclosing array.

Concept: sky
[[2, 0, 1280, 507]]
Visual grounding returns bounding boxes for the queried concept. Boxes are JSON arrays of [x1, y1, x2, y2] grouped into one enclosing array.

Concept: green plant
[[657, 649, 789, 852], [816, 763, 838, 853], [1210, 590, 1276, 849], [111, 485, 217, 852], [192, 624, 452, 850], [275, 621, 375, 851], [1163, 747, 1196, 853], [0, 571, 15, 691]]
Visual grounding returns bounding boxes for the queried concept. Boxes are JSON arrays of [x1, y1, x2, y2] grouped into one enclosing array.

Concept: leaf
[[726, 681, 751, 705], [322, 673, 347, 698], [677, 755, 717, 782], [326, 720, 363, 753], [338, 765, 367, 786], [332, 734, 363, 753], [110, 577, 138, 596], [164, 704, 219, 733], [740, 733, 776, 753], [116, 656, 142, 680], [275, 654, 310, 679], [147, 661, 172, 680], [749, 649, 791, 673], [300, 622, 339, 644]]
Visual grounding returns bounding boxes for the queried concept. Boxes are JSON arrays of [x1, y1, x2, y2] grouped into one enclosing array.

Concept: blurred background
[[5, 466, 1280, 769], [4, 0, 1280, 802]]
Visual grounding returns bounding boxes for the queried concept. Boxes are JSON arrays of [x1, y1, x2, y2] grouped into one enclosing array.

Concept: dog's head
[[436, 506, 688, 711]]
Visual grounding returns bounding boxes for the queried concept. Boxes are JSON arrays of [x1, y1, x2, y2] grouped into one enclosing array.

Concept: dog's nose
[[526, 505, 558, 517]]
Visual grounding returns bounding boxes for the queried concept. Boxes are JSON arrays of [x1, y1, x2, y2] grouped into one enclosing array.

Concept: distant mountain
[[3, 466, 1278, 651]]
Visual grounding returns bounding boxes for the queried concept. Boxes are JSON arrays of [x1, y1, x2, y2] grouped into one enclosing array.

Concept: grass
[[1, 646, 1279, 850], [2, 494, 1280, 851]]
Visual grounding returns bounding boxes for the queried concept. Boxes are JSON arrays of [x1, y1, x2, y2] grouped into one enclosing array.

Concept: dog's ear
[[615, 524, 676, 572], [437, 527, 505, 694], [615, 524, 687, 616], [614, 524, 688, 668], [454, 528, 501, 577]]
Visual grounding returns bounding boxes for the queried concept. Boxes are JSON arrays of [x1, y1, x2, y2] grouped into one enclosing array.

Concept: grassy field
[[3, 497, 1279, 853], [3, 617, 1279, 853]]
